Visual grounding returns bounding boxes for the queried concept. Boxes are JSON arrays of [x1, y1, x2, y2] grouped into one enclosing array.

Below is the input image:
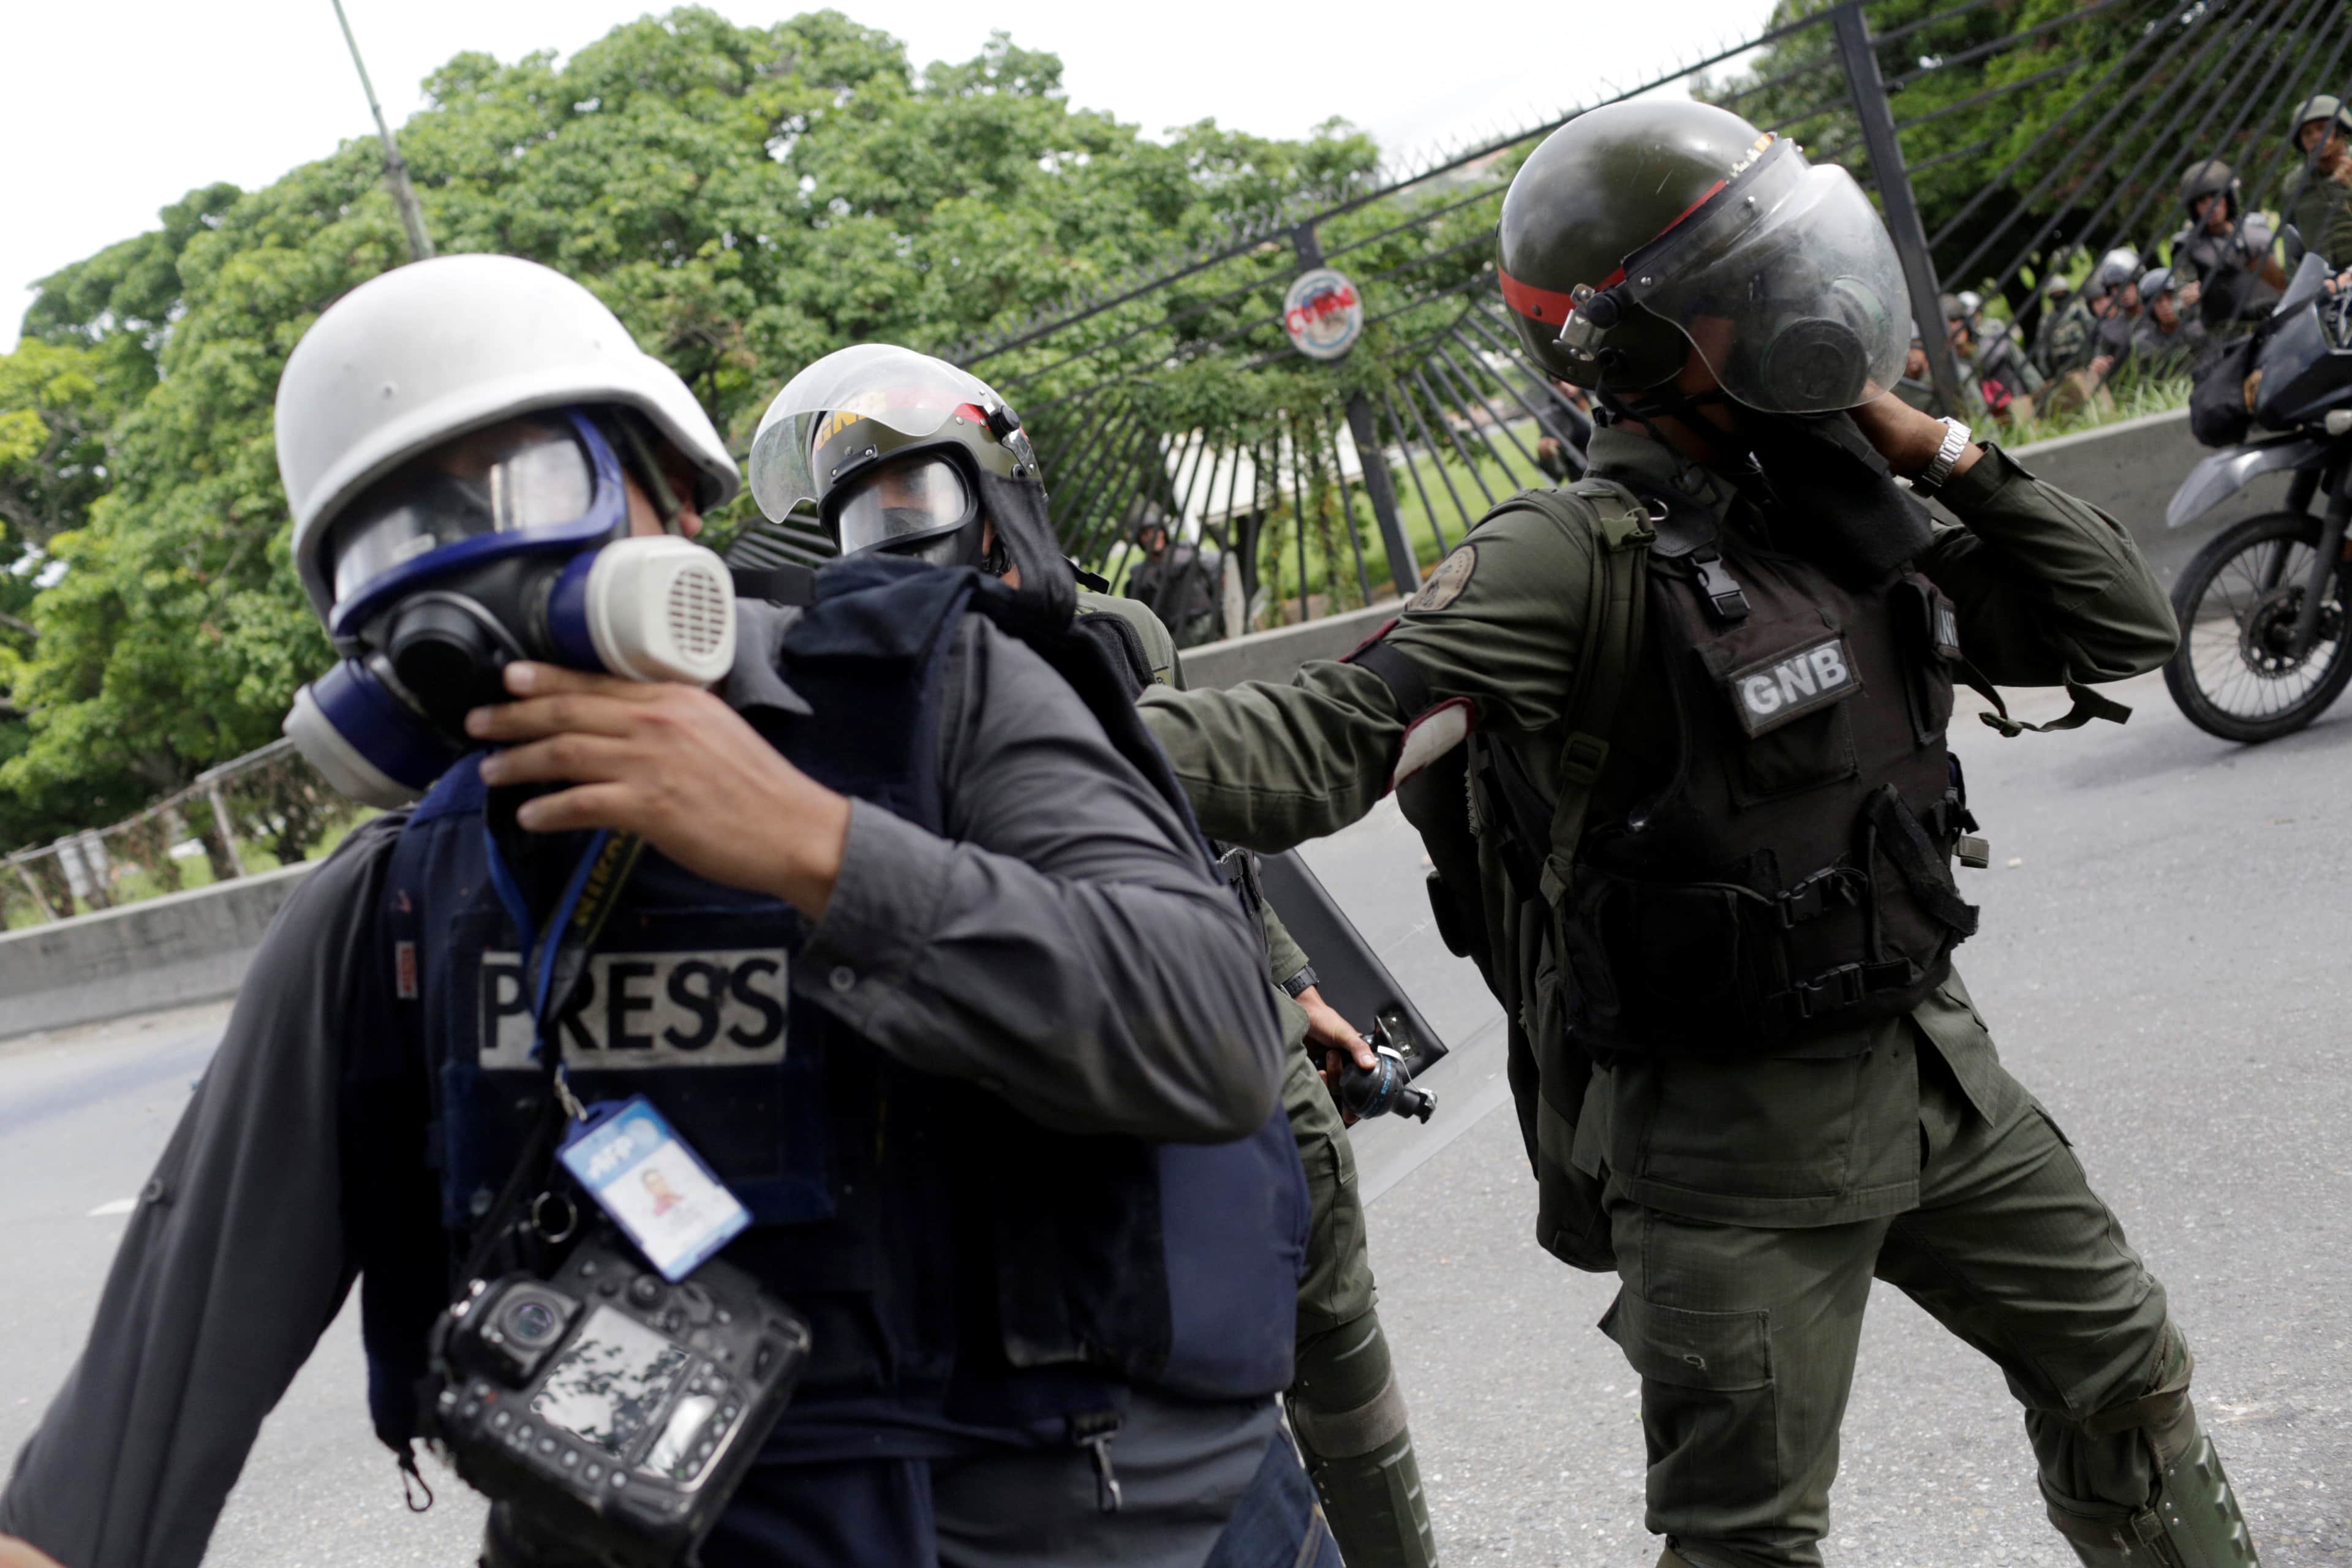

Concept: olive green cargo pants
[[1601, 1044, 2179, 1568]]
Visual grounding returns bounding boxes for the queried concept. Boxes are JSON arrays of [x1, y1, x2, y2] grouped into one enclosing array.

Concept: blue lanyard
[[483, 824, 613, 1066]]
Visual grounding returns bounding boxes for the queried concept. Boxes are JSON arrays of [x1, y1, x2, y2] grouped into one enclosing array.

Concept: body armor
[[1525, 486, 1978, 1055], [355, 557, 1308, 1455]]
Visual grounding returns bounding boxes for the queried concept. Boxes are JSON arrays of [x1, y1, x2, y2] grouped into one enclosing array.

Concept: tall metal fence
[[728, 0, 2348, 638], [17, 0, 2348, 921], [2, 739, 355, 929]]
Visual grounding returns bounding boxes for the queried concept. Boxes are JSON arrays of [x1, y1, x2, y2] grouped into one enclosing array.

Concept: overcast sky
[[2, 0, 1777, 351]]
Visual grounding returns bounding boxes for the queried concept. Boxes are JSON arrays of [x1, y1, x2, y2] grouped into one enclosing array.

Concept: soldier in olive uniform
[[2282, 95, 2352, 270], [1136, 102, 2260, 1568], [745, 345, 1441, 1568], [2169, 160, 2285, 330], [2032, 270, 2098, 380]]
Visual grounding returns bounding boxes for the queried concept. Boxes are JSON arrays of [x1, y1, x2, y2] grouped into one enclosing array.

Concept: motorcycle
[[2163, 251, 2352, 742]]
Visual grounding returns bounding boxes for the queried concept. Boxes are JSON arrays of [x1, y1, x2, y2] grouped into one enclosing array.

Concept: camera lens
[[505, 1297, 561, 1348]]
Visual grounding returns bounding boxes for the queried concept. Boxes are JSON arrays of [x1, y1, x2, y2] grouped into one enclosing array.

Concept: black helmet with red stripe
[[1498, 100, 1907, 415]]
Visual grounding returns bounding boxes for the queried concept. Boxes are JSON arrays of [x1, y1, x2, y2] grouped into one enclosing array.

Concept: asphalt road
[[4, 666, 2348, 1565]]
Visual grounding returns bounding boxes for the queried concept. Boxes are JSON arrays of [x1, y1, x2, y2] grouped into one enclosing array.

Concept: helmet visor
[[832, 452, 978, 558], [750, 344, 1006, 523], [325, 414, 611, 622], [1621, 141, 1908, 413]]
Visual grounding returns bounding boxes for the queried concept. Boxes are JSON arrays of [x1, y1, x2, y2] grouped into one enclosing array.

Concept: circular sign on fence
[[1284, 268, 1365, 361]]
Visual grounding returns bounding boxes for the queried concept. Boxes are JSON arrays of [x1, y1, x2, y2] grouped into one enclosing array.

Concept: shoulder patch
[[1408, 545, 1477, 613]]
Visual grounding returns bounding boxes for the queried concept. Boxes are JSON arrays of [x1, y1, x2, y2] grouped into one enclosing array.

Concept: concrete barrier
[[2, 404, 2270, 1037], [1999, 406, 2293, 584], [0, 862, 317, 1037], [1180, 597, 1404, 689]]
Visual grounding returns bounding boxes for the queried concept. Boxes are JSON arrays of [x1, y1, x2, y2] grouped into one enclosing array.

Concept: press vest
[[1479, 485, 1978, 1057], [356, 556, 1305, 1453]]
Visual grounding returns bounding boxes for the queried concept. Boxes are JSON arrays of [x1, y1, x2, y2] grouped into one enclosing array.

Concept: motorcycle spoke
[[2182, 531, 2345, 723]]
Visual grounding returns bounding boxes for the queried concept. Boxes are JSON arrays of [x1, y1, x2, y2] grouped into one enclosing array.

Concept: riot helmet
[[2087, 252, 2142, 311], [2138, 266, 2175, 303], [2288, 94, 2352, 153], [1498, 101, 1907, 415], [274, 255, 743, 807], [2179, 159, 2240, 224], [749, 345, 1072, 624]]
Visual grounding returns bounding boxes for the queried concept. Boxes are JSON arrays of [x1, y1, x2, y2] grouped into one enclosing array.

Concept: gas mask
[[749, 344, 1072, 631], [284, 410, 736, 808], [824, 447, 1005, 572]]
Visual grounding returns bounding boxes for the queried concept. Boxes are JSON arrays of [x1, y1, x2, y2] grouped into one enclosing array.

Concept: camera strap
[[466, 825, 647, 1283]]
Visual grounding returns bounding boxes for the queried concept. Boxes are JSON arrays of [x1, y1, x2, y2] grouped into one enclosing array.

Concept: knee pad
[[1289, 1308, 1408, 1461], [2078, 1324, 2196, 1465], [2046, 1325, 2258, 1568]]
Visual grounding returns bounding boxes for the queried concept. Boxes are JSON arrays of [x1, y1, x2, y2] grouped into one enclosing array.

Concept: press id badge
[[559, 1096, 750, 1282]]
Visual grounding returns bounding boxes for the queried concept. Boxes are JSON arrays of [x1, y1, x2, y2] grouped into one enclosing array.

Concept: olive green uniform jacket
[[2285, 168, 2352, 271], [1137, 428, 2177, 1245]]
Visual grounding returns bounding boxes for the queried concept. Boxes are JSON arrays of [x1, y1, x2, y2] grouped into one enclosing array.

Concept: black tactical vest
[[1553, 507, 1979, 1055]]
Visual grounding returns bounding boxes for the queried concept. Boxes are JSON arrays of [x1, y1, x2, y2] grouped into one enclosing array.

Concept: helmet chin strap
[[1597, 375, 1746, 469]]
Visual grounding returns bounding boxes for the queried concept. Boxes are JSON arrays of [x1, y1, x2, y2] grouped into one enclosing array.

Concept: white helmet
[[275, 254, 739, 624]]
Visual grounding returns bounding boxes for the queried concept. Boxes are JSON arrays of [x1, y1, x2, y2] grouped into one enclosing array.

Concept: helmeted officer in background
[[2131, 267, 2207, 378], [2282, 95, 2352, 270], [1125, 502, 1226, 649], [2169, 159, 2284, 329], [1134, 100, 2262, 1568], [2086, 254, 2143, 383], [1940, 292, 2044, 424], [0, 257, 1316, 1568], [2032, 267, 2098, 380], [745, 342, 1441, 1568]]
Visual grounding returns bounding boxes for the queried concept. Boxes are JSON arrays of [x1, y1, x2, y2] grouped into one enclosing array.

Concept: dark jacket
[[2, 573, 1293, 1568]]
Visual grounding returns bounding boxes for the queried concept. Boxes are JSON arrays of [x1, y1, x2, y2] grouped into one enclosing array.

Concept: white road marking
[[87, 1197, 136, 1218]]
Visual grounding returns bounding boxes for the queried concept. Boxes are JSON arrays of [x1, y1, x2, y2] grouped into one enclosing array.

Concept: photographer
[[0, 256, 1308, 1567]]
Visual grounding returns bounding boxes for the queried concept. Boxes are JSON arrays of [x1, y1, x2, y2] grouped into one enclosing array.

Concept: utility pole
[[330, 0, 435, 262]]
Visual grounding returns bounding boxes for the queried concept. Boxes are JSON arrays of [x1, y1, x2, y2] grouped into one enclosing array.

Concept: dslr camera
[[426, 1230, 810, 1568]]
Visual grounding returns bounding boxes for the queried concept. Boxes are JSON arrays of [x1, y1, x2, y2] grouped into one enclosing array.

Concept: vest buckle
[[1689, 548, 1752, 622], [1776, 866, 1855, 928], [1792, 962, 1868, 1018]]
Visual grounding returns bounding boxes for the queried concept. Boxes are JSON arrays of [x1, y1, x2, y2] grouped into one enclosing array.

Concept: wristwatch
[[1910, 417, 1973, 498], [1280, 966, 1320, 999]]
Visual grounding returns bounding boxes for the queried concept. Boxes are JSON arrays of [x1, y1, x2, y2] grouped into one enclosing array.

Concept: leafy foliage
[[0, 7, 1377, 851]]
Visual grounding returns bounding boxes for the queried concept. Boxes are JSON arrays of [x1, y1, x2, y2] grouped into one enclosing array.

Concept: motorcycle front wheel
[[2163, 509, 2352, 743]]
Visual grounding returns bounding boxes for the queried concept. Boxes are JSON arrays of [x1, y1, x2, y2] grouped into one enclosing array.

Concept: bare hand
[[467, 663, 850, 919], [2088, 354, 2114, 381], [1297, 985, 1376, 1124], [0, 1538, 67, 1568]]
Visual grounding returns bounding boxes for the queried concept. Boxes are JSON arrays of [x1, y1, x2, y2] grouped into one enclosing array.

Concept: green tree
[[0, 7, 1378, 853]]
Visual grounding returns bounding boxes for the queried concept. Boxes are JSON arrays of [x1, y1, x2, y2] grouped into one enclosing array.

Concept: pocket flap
[[1599, 1292, 1773, 1391]]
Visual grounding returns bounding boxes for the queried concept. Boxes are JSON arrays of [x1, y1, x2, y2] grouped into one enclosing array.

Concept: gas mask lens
[[326, 417, 600, 620], [1621, 141, 1909, 413], [830, 453, 976, 559]]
